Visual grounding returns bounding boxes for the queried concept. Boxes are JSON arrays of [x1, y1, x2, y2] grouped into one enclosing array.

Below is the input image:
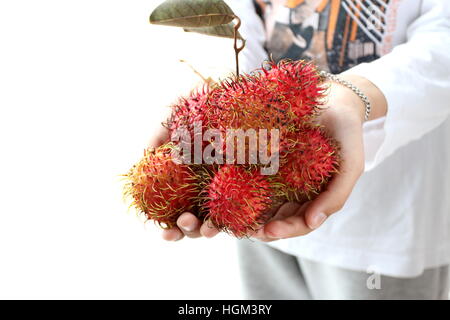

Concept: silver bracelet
[[320, 70, 372, 121]]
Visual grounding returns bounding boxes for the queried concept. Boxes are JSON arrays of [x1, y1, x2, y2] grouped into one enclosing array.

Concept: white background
[[0, 0, 245, 299]]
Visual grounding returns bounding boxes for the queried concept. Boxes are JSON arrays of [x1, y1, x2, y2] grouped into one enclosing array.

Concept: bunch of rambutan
[[124, 60, 339, 237]]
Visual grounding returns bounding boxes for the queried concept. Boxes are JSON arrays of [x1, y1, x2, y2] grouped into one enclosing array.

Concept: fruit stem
[[233, 16, 246, 79], [179, 59, 207, 82]]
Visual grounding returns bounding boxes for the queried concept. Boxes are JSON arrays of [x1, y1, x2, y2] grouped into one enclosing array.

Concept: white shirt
[[227, 0, 450, 277]]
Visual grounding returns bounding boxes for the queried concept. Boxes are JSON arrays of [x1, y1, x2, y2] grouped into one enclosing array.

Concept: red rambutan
[[263, 60, 326, 120], [167, 87, 211, 136], [202, 73, 296, 163], [204, 165, 276, 237], [277, 125, 339, 201]]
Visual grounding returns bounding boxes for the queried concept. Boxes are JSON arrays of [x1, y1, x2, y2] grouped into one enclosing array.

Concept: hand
[[252, 74, 387, 242]]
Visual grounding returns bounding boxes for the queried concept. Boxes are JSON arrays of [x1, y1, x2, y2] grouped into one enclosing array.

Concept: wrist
[[338, 74, 388, 121], [325, 80, 366, 124]]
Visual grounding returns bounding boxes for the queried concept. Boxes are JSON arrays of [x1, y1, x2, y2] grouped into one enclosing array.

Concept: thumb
[[304, 166, 362, 229], [148, 126, 170, 148]]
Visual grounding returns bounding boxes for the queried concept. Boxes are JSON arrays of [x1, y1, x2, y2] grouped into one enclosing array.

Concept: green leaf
[[150, 0, 236, 28], [183, 23, 242, 39]]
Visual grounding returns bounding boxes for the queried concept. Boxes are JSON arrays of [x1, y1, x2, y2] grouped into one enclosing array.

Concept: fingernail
[[172, 234, 183, 241], [181, 224, 194, 232], [309, 212, 327, 229], [266, 231, 280, 240]]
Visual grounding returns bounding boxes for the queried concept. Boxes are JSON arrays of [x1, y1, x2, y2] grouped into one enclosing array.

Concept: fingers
[[270, 202, 300, 220], [250, 202, 311, 241], [148, 127, 170, 148], [162, 227, 184, 241], [248, 202, 299, 241], [160, 212, 200, 241], [176, 212, 202, 238], [177, 213, 220, 238], [161, 213, 219, 241], [304, 174, 357, 229], [264, 201, 311, 239], [304, 135, 364, 229], [200, 220, 220, 238]]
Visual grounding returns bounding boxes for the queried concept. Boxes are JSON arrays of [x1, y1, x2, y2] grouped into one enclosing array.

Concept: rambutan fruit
[[207, 73, 296, 131], [124, 143, 199, 229], [202, 73, 297, 164], [166, 87, 221, 165], [276, 125, 339, 201], [166, 87, 211, 137], [263, 60, 326, 120], [204, 165, 276, 237]]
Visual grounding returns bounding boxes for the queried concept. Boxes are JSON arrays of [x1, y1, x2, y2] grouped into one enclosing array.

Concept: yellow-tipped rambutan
[[124, 143, 199, 228]]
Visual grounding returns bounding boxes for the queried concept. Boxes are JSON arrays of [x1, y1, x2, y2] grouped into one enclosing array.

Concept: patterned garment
[[254, 0, 401, 73]]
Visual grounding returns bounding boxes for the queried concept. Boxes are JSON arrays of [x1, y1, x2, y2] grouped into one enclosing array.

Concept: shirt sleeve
[[345, 0, 450, 172], [225, 0, 268, 73]]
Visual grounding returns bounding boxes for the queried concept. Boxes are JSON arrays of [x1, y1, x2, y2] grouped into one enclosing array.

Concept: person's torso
[[254, 0, 421, 73]]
